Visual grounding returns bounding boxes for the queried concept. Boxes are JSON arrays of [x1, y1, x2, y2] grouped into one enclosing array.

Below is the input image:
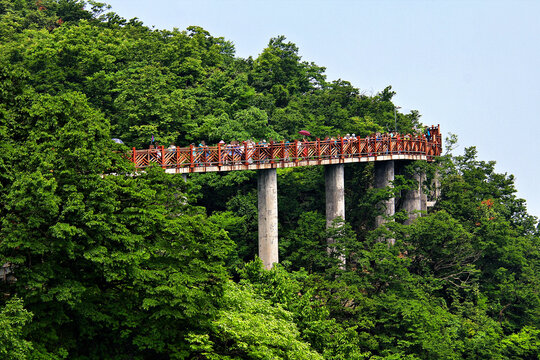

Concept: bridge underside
[[164, 154, 428, 174]]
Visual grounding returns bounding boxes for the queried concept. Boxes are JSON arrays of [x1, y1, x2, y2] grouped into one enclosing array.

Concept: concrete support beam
[[420, 172, 428, 213], [325, 164, 346, 265], [374, 161, 395, 245], [374, 161, 395, 228], [427, 170, 441, 208], [258, 168, 279, 269], [325, 164, 345, 228], [403, 173, 423, 225], [434, 171, 441, 200]]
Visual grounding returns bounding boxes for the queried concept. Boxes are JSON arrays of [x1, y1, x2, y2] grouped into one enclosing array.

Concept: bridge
[[129, 126, 442, 269]]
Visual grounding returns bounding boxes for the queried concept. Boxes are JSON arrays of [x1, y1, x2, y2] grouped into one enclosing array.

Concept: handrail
[[129, 126, 442, 171]]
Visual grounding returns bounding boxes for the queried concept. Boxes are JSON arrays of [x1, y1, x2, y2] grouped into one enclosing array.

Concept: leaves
[[0, 3, 539, 359]]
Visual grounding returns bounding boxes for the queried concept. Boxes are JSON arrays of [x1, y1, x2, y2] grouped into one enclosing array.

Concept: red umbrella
[[298, 130, 311, 136]]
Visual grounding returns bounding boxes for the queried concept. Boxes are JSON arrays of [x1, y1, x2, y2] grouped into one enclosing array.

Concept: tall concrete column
[[325, 164, 346, 265], [374, 161, 395, 245], [403, 172, 422, 225], [420, 173, 428, 213], [325, 164, 345, 228], [258, 169, 278, 269], [434, 171, 441, 200], [427, 170, 441, 208], [374, 161, 395, 227]]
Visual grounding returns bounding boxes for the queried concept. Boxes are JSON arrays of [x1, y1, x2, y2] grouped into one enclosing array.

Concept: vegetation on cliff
[[1, 1, 539, 358]]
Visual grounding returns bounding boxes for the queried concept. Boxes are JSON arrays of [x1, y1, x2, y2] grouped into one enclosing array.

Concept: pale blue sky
[[103, 0, 540, 217]]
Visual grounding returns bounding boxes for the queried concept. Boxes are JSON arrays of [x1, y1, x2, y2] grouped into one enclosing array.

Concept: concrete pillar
[[427, 170, 441, 208], [325, 164, 345, 228], [374, 161, 395, 227], [325, 164, 346, 265], [420, 173, 428, 213], [403, 173, 422, 225], [258, 169, 278, 269], [434, 171, 441, 200]]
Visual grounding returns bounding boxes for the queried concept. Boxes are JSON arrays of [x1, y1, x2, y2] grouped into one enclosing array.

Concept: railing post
[[270, 141, 275, 164], [339, 137, 344, 160], [176, 146, 180, 168], [244, 141, 249, 165], [218, 143, 222, 166], [293, 140, 298, 162], [132, 147, 136, 167], [255, 143, 259, 164], [201, 146, 206, 165], [189, 144, 194, 168], [317, 138, 321, 160], [161, 145, 166, 168]]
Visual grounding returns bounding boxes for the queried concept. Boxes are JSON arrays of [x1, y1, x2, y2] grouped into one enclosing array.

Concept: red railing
[[130, 126, 442, 171]]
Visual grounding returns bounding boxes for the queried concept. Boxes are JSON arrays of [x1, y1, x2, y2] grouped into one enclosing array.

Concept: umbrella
[[298, 130, 311, 136], [112, 138, 124, 144]]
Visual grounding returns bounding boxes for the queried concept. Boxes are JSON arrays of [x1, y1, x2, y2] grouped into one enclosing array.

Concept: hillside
[[0, 1, 539, 359]]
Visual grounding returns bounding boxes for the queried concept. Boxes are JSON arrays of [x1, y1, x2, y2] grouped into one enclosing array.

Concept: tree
[[0, 91, 235, 358], [0, 297, 34, 360], [188, 281, 324, 359]]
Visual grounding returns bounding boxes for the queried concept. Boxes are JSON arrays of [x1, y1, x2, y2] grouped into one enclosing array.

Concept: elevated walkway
[[127, 126, 442, 269], [129, 126, 442, 173]]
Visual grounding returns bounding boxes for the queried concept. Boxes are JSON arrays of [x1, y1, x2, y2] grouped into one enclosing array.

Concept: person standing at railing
[[148, 144, 155, 163], [218, 140, 225, 164], [351, 134, 357, 155], [226, 142, 234, 164], [259, 139, 267, 163], [155, 143, 162, 161], [198, 140, 208, 165], [189, 144, 197, 165], [330, 137, 338, 158], [404, 135, 410, 154], [246, 140, 254, 164], [165, 144, 175, 166], [366, 135, 372, 156], [284, 140, 290, 161], [234, 141, 242, 164]]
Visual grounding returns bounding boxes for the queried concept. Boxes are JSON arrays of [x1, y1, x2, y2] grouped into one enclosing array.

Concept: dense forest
[[1, 1, 539, 359]]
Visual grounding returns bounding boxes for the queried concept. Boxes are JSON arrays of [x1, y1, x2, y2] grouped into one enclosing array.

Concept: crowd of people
[[139, 127, 437, 167]]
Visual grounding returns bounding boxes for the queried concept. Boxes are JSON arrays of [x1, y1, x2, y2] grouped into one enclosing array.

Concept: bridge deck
[[130, 126, 442, 174]]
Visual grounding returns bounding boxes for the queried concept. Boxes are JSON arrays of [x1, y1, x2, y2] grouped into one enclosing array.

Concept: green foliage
[[501, 326, 540, 359], [0, 297, 34, 360], [406, 210, 480, 288], [1, 3, 539, 359], [280, 211, 328, 273], [188, 281, 324, 359], [240, 261, 370, 359], [0, 84, 234, 358]]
